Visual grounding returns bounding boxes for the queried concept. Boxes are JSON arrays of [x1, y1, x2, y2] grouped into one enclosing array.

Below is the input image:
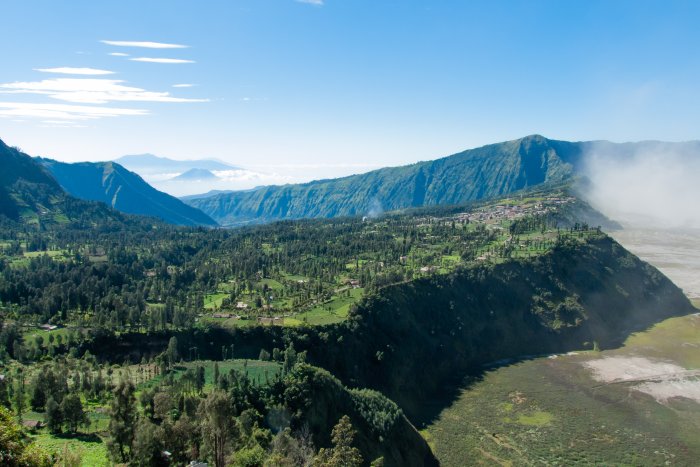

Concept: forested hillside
[[0, 139, 141, 228], [40, 158, 217, 227], [188, 135, 579, 225]]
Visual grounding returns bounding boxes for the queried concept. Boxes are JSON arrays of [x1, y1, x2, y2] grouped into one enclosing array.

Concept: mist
[[582, 142, 700, 230], [581, 142, 700, 298]]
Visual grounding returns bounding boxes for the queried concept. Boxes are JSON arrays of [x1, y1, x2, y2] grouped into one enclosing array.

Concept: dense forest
[[0, 169, 693, 466]]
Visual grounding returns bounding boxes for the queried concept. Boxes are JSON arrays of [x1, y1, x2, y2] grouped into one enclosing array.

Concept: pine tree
[[107, 379, 137, 463], [61, 393, 89, 433], [313, 415, 363, 467], [45, 397, 63, 433]]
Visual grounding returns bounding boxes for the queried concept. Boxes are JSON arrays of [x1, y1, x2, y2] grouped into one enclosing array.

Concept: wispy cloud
[[130, 57, 195, 64], [109, 52, 129, 57], [0, 102, 148, 121], [297, 0, 324, 5], [101, 40, 188, 49], [0, 78, 209, 105], [35, 67, 115, 76], [173, 83, 194, 88]]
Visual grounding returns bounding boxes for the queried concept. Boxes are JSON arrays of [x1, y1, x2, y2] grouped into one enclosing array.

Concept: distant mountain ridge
[[114, 153, 238, 175], [186, 135, 583, 226], [40, 159, 218, 227], [185, 135, 700, 227]]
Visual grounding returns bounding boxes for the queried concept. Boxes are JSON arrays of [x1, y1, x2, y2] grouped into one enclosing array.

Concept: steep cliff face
[[310, 235, 693, 418]]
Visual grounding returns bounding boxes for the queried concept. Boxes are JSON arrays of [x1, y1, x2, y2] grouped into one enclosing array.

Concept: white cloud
[[101, 40, 188, 49], [173, 83, 194, 88], [35, 67, 115, 75], [0, 78, 208, 105], [109, 52, 129, 57], [212, 169, 292, 183], [0, 102, 148, 121], [297, 0, 324, 5], [583, 144, 700, 229], [130, 57, 195, 64]]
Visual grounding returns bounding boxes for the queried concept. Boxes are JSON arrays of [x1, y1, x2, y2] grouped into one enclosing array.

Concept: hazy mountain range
[[114, 153, 239, 176], [3, 134, 699, 229]]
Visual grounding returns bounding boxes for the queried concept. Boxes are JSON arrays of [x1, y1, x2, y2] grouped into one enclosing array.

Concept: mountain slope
[[40, 159, 218, 227], [187, 135, 582, 226], [0, 138, 140, 227], [0, 138, 64, 222]]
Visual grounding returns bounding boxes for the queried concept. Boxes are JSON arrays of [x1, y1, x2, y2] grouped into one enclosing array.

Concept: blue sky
[[1, 0, 699, 185]]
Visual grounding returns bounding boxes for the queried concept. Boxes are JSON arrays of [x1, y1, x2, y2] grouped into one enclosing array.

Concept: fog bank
[[581, 141, 700, 297], [582, 143, 700, 229]]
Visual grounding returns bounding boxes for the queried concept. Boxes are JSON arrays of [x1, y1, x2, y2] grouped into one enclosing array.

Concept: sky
[[1, 0, 700, 189]]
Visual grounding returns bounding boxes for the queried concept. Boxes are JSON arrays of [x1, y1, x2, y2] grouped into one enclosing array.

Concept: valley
[[1, 136, 698, 466], [427, 302, 700, 466], [2, 3, 698, 465]]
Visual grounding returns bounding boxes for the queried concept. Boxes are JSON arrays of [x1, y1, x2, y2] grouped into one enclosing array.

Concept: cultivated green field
[[31, 433, 109, 467], [427, 305, 700, 466]]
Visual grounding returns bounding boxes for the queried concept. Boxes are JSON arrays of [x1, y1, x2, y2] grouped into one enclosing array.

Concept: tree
[[132, 418, 166, 467], [44, 397, 63, 434], [59, 444, 83, 467], [30, 378, 46, 412], [199, 390, 236, 467], [313, 415, 362, 467], [213, 362, 220, 387], [107, 379, 137, 463], [196, 366, 206, 394], [0, 405, 52, 466], [166, 337, 179, 368], [283, 344, 297, 374], [60, 394, 89, 433], [259, 349, 270, 361], [13, 368, 25, 423], [0, 375, 9, 408], [170, 415, 200, 465]]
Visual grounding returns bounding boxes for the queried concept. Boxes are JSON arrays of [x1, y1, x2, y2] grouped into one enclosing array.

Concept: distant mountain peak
[[171, 168, 219, 181]]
